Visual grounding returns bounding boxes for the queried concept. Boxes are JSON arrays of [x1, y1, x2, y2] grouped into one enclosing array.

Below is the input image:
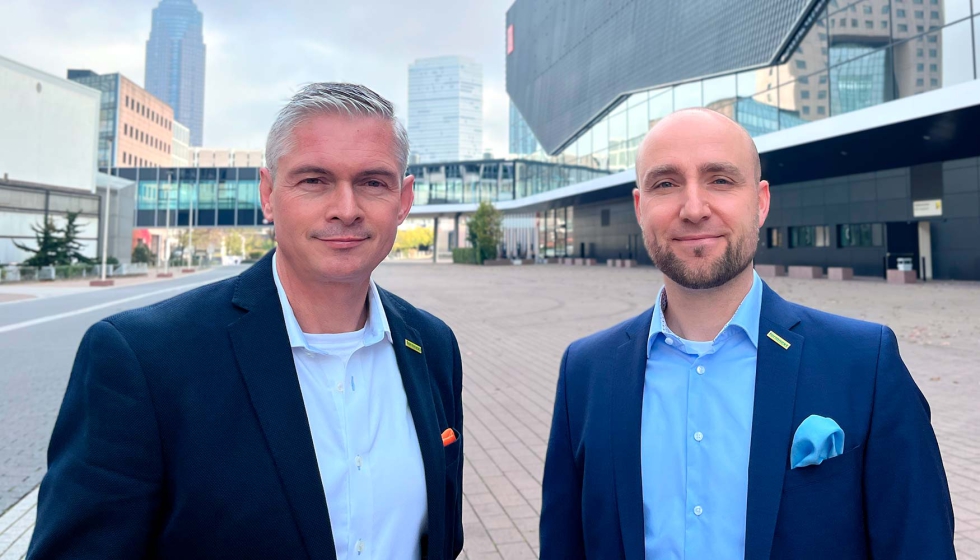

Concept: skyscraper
[[145, 0, 206, 146], [408, 56, 482, 163]]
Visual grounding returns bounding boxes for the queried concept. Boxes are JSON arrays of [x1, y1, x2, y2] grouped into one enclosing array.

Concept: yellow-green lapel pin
[[405, 339, 422, 354], [767, 331, 791, 350]]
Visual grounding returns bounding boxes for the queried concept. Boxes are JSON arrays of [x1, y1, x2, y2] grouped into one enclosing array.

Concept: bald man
[[539, 109, 955, 560]]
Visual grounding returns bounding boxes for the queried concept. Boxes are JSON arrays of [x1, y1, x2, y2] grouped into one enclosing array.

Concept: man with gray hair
[[29, 83, 465, 560]]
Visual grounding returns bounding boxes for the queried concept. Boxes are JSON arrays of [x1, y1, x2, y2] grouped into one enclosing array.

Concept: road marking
[[0, 279, 221, 334]]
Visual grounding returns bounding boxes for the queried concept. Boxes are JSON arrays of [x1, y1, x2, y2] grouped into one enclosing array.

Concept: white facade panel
[[0, 55, 101, 192]]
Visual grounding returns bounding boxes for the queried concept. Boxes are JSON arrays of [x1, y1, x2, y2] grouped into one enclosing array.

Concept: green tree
[[467, 201, 503, 264], [58, 212, 93, 265], [13, 218, 62, 266], [131, 241, 156, 264], [225, 231, 244, 256]]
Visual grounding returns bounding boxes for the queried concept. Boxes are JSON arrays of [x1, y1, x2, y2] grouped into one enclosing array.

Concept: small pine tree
[[131, 241, 156, 264], [59, 212, 93, 265], [13, 218, 62, 266]]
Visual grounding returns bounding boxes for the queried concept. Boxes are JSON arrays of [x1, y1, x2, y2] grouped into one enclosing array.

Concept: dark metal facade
[[505, 0, 816, 153]]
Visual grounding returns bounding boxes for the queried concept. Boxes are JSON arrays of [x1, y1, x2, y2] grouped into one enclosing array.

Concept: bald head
[[636, 108, 761, 185]]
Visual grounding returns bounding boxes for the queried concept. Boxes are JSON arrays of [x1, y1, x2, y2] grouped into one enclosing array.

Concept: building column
[[918, 221, 933, 280], [432, 217, 439, 263]]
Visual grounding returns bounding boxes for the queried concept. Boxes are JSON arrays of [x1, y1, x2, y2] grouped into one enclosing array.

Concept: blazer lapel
[[380, 290, 447, 558], [612, 308, 654, 560], [744, 284, 804, 560], [228, 253, 336, 560]]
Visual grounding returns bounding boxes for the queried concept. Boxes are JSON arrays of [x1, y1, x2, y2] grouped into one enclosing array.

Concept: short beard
[[645, 228, 756, 290]]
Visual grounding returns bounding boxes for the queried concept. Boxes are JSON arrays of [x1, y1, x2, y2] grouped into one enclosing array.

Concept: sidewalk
[[0, 267, 208, 303]]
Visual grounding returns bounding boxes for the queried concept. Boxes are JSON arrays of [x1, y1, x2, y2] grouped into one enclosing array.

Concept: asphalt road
[[0, 266, 245, 513]]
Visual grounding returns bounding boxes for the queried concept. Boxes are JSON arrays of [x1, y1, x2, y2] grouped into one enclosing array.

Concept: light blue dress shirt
[[272, 254, 428, 560], [641, 271, 763, 560]]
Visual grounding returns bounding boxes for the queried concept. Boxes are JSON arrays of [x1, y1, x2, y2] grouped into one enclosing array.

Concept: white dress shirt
[[272, 254, 428, 560]]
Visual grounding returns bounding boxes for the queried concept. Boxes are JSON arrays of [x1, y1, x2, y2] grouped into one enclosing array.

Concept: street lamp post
[[90, 139, 115, 287], [158, 173, 174, 278]]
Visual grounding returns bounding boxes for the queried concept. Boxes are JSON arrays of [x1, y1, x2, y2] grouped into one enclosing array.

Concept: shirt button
[[355, 455, 363, 469], [694, 431, 704, 442], [356, 539, 365, 553], [696, 365, 705, 375], [304, 350, 313, 357], [665, 338, 674, 345], [336, 382, 344, 393], [694, 506, 703, 516]]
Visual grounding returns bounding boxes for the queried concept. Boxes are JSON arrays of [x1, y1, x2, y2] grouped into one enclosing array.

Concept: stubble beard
[[644, 224, 758, 290]]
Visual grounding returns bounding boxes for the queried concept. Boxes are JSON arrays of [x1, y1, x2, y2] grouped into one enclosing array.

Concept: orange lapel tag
[[441, 428, 457, 447]]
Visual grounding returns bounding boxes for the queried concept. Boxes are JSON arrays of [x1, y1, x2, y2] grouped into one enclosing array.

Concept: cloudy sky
[[0, 0, 515, 155]]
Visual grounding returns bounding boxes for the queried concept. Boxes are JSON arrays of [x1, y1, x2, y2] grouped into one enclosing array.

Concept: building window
[[789, 225, 830, 248], [818, 90, 827, 99], [767, 228, 783, 248], [600, 209, 611, 227], [881, 5, 890, 14], [929, 63, 938, 72], [802, 105, 811, 115], [801, 90, 811, 99], [864, 20, 873, 28], [930, 10, 939, 18], [917, 63, 925, 71], [914, 10, 924, 17], [863, 5, 873, 13], [930, 78, 939, 86], [817, 106, 826, 115], [819, 74, 828, 84], [897, 9, 906, 17], [838, 223, 884, 247], [916, 78, 925, 86], [796, 60, 807, 69], [851, 18, 858, 27], [881, 20, 889, 28], [917, 48, 923, 56], [929, 49, 937, 57], [898, 23, 908, 31]]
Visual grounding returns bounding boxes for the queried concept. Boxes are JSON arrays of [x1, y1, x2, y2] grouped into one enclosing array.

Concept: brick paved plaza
[[373, 262, 980, 559], [2, 262, 978, 559]]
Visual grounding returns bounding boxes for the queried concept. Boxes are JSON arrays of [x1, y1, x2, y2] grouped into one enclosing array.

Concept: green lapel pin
[[405, 339, 422, 354], [767, 331, 791, 350]]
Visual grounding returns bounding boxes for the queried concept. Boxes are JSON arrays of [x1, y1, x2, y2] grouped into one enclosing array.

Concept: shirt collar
[[272, 252, 393, 351], [648, 270, 764, 354]]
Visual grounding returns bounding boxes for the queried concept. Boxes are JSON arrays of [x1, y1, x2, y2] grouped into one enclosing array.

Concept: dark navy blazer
[[29, 252, 464, 559], [540, 283, 955, 560]]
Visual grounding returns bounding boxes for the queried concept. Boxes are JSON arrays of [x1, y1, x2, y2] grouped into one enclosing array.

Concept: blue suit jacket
[[540, 283, 955, 559], [29, 252, 464, 560]]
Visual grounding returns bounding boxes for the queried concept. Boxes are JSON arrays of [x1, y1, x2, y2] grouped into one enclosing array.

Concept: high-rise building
[[68, 70, 176, 169], [145, 0, 206, 146], [408, 56, 482, 163]]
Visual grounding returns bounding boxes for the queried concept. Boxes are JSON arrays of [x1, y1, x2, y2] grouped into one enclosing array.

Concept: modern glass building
[[408, 56, 483, 163], [145, 0, 206, 147], [109, 159, 605, 229], [492, 0, 980, 279]]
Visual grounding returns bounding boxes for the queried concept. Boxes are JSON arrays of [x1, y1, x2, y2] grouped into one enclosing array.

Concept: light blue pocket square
[[791, 414, 844, 469]]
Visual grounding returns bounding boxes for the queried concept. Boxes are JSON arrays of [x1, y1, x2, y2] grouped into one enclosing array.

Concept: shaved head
[[637, 108, 762, 184], [632, 106, 771, 291]]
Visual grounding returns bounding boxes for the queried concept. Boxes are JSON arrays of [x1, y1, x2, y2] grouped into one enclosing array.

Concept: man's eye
[[712, 178, 733, 185], [365, 180, 385, 188], [654, 181, 674, 189], [300, 178, 322, 184]]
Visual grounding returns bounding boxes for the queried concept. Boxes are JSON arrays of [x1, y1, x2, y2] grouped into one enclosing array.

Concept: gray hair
[[266, 82, 410, 179]]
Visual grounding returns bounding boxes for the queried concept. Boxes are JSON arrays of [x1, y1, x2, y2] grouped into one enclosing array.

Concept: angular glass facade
[[518, 0, 978, 172], [145, 0, 206, 146]]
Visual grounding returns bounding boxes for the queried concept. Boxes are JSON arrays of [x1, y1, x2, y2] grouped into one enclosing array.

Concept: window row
[[124, 95, 172, 131], [121, 152, 164, 168], [123, 123, 171, 154], [767, 223, 885, 248]]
